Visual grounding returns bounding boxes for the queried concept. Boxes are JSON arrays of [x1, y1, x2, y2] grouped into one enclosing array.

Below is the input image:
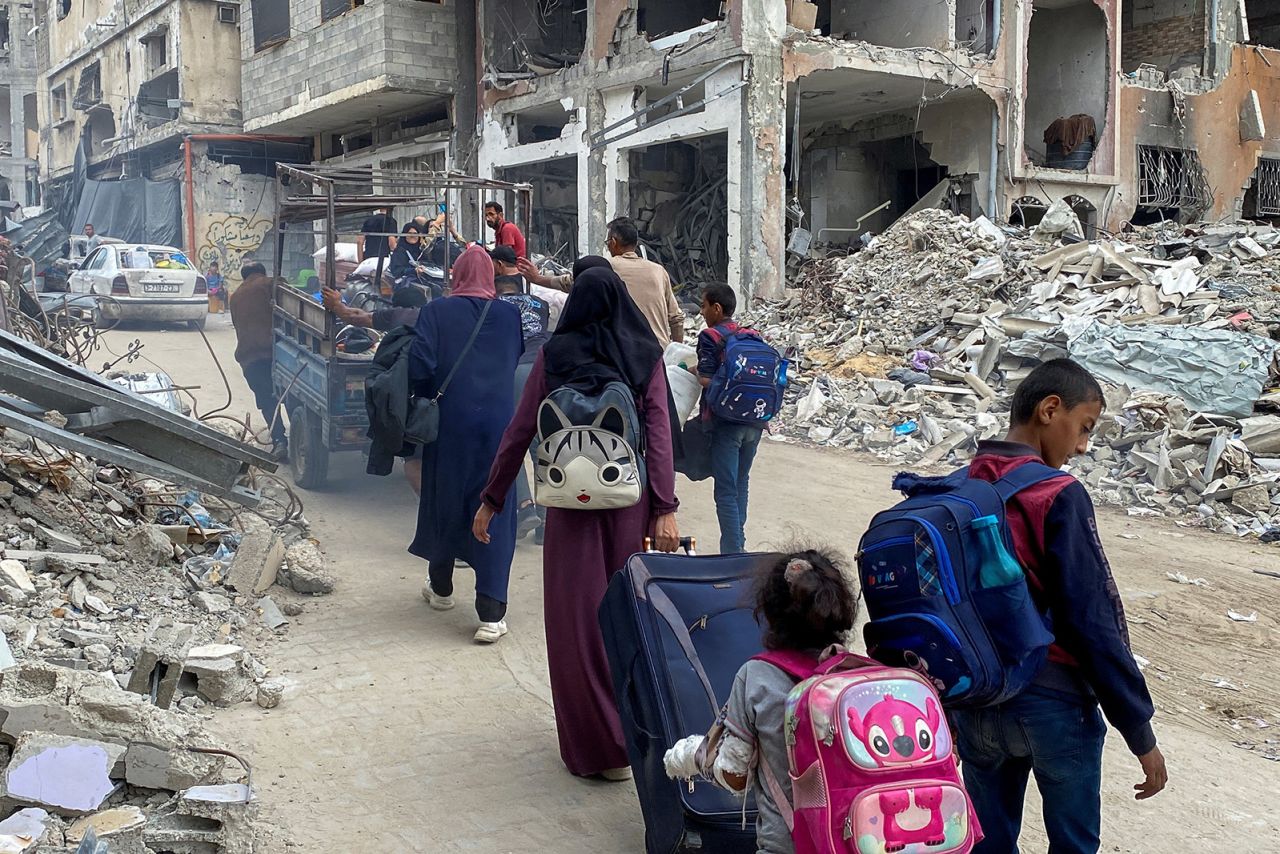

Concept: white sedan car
[[68, 244, 209, 329]]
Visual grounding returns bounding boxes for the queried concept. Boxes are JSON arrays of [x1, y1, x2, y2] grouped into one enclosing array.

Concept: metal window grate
[[1253, 158, 1280, 217], [1136, 145, 1212, 213]]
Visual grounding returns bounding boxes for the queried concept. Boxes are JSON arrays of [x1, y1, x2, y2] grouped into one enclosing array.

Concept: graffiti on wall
[[197, 215, 273, 281]]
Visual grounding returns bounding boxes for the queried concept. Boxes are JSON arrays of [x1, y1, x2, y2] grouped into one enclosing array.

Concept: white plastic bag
[[664, 341, 697, 370], [667, 364, 702, 423]]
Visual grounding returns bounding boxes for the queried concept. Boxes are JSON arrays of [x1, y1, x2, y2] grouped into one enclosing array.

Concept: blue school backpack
[[705, 326, 787, 426], [856, 463, 1069, 708]]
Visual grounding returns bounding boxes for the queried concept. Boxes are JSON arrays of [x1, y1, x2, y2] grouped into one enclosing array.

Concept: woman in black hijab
[[473, 266, 680, 781]]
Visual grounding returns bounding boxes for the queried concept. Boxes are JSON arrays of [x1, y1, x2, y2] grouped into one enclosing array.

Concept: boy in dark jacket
[[697, 284, 764, 554], [954, 358, 1167, 854]]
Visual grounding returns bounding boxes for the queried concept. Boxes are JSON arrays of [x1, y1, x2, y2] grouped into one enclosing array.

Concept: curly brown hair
[[754, 548, 858, 651]]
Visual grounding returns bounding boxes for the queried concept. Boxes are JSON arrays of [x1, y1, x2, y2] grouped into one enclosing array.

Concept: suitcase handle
[[643, 536, 696, 555]]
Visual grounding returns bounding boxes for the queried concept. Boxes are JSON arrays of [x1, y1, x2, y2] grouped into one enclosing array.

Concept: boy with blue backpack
[[858, 358, 1166, 854], [697, 284, 786, 554]]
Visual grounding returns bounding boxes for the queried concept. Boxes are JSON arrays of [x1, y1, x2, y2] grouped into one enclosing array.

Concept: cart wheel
[[288, 404, 329, 489], [92, 308, 111, 330]]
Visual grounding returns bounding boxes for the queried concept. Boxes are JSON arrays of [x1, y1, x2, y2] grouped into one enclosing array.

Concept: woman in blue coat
[[408, 244, 522, 643]]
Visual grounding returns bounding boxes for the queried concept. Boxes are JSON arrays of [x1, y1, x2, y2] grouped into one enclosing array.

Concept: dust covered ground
[[109, 317, 1280, 852]]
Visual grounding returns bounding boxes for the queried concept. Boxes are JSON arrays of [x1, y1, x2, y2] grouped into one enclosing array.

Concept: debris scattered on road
[[750, 209, 1280, 540]]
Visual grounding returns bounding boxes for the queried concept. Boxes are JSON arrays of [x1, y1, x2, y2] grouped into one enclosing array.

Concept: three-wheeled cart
[[268, 164, 533, 488]]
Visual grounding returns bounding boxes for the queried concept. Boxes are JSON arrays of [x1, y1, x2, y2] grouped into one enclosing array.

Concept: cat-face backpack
[[533, 381, 646, 510]]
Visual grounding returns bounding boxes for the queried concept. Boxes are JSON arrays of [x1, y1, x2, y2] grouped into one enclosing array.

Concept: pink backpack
[[753, 649, 981, 854]]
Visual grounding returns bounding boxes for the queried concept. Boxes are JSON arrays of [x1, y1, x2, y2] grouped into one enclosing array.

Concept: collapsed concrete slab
[[223, 517, 283, 596], [182, 646, 255, 708], [67, 805, 146, 844], [2, 732, 124, 814]]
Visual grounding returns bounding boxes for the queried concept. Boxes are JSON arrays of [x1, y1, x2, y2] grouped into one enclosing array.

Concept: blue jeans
[[950, 689, 1107, 854], [709, 421, 763, 554]]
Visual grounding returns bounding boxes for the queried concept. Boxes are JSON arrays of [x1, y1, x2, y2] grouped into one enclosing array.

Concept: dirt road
[[104, 317, 1280, 852]]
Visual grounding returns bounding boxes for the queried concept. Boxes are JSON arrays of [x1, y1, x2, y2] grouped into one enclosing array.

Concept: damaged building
[[238, 0, 479, 244], [32, 0, 309, 280], [0, 0, 39, 206], [477, 0, 1280, 302]]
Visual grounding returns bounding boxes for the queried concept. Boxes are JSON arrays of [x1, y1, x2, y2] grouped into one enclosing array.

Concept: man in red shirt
[[484, 201, 526, 259]]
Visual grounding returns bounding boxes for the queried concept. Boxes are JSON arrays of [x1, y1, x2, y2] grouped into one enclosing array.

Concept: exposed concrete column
[[736, 0, 787, 301], [583, 88, 609, 256]]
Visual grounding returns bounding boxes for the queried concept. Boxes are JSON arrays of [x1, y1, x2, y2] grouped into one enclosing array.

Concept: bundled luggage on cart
[[600, 545, 779, 854]]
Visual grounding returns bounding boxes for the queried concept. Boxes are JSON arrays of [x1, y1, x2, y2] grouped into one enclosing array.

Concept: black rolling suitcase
[[600, 544, 779, 853]]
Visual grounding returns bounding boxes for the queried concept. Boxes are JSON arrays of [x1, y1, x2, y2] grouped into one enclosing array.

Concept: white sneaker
[[600, 767, 633, 782], [473, 620, 508, 643], [421, 582, 455, 611]]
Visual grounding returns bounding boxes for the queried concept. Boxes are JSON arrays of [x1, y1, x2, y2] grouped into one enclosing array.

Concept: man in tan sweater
[[517, 217, 684, 348], [229, 263, 286, 457]]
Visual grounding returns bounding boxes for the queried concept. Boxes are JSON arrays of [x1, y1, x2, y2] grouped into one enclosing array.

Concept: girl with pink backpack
[[664, 549, 981, 854]]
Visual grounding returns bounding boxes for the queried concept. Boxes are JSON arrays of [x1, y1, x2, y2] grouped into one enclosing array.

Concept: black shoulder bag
[[405, 300, 492, 446]]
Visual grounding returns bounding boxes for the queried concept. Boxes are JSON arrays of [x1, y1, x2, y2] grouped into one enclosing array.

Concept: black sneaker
[[517, 504, 541, 539], [270, 441, 288, 462]]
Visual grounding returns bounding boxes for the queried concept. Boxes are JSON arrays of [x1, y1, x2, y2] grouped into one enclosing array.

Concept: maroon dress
[[483, 353, 679, 775]]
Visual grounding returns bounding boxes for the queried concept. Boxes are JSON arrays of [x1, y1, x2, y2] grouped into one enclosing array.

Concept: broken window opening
[[1064, 194, 1097, 238], [23, 93, 37, 159], [955, 0, 996, 53], [1134, 145, 1212, 224], [322, 0, 366, 23], [137, 70, 180, 126], [1009, 195, 1048, 229], [1246, 0, 1280, 48], [808, 0, 951, 48], [56, 0, 70, 21], [485, 0, 586, 79], [85, 108, 116, 152], [510, 102, 572, 145], [205, 140, 313, 177], [1243, 158, 1280, 220], [51, 84, 67, 123], [0, 9, 10, 55], [1121, 0, 1207, 75], [73, 61, 103, 110], [627, 135, 727, 301], [1026, 0, 1108, 168], [637, 0, 724, 40], [799, 130, 949, 244], [251, 0, 290, 52], [141, 28, 169, 78], [498, 157, 578, 263]]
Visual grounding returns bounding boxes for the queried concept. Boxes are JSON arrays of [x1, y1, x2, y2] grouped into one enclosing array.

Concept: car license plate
[[142, 283, 181, 294]]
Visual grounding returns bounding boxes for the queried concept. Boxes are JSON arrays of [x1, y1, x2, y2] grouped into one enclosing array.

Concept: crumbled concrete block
[[1233, 484, 1273, 516], [0, 560, 36, 595], [182, 651, 255, 708], [0, 587, 29, 606], [0, 807, 49, 853], [123, 525, 175, 566], [59, 628, 112, 648], [125, 622, 195, 710], [279, 540, 335, 594], [67, 805, 146, 842], [255, 596, 287, 630], [224, 518, 283, 595], [189, 592, 231, 614], [255, 677, 290, 710], [37, 526, 82, 552], [3, 733, 124, 814]]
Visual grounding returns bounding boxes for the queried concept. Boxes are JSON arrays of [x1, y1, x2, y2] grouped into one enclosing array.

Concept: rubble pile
[[0, 425, 326, 849], [0, 662, 288, 852], [753, 208, 1280, 538]]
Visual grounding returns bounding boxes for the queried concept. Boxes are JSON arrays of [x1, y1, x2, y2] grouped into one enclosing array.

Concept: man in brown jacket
[[229, 263, 286, 457]]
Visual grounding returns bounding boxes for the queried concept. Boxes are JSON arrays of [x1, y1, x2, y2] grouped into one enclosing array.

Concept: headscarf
[[542, 267, 662, 396], [448, 243, 496, 299], [572, 254, 614, 279]]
